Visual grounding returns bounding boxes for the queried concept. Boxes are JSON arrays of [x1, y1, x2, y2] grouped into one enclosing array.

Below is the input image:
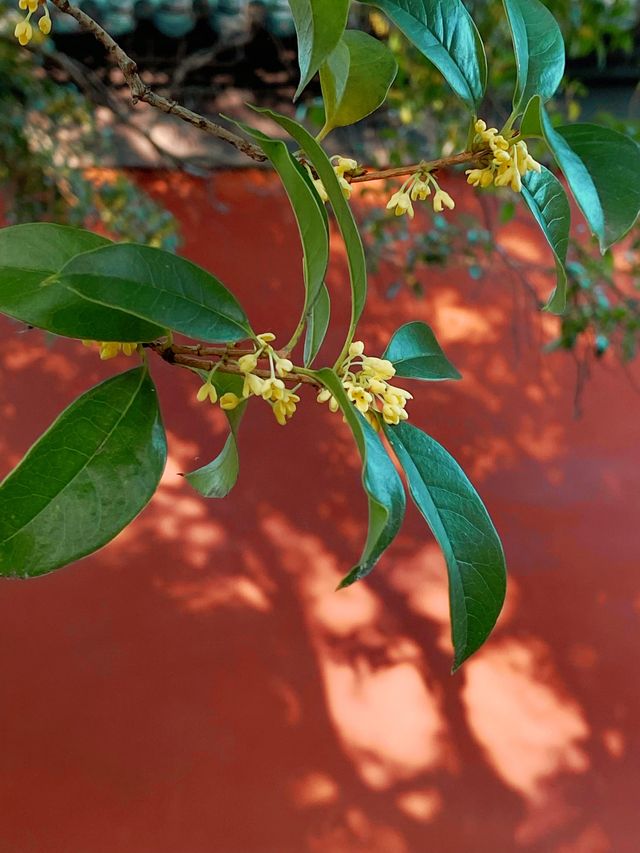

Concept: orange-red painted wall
[[0, 172, 638, 853]]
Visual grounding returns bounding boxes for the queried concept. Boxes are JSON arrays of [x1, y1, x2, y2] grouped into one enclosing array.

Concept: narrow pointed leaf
[[382, 321, 461, 380], [185, 374, 247, 499], [234, 121, 329, 317], [521, 165, 570, 312], [257, 109, 367, 334], [315, 368, 405, 587], [319, 30, 398, 136], [289, 0, 350, 98], [503, 0, 565, 115], [0, 224, 164, 341], [58, 243, 252, 343], [304, 283, 331, 365], [0, 367, 167, 578], [385, 421, 506, 669], [522, 96, 640, 251], [367, 0, 487, 112]]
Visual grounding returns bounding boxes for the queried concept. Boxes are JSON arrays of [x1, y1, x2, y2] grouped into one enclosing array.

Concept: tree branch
[[48, 0, 267, 163]]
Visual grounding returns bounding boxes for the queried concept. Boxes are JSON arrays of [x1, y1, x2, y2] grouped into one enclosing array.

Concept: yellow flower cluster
[[466, 119, 541, 192], [309, 156, 358, 203], [317, 341, 412, 430], [195, 332, 300, 426], [386, 172, 455, 219], [82, 340, 138, 360], [14, 0, 51, 45]]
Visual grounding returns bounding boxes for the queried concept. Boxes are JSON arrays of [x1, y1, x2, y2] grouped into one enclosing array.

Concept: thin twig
[[349, 149, 488, 183], [49, 0, 267, 163]]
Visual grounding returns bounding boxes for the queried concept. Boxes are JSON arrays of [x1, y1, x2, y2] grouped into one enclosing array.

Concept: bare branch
[[48, 0, 267, 163]]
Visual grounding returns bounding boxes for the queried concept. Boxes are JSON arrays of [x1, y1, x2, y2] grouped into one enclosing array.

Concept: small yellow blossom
[[318, 342, 412, 426], [433, 188, 455, 212], [14, 0, 51, 45], [386, 188, 414, 219], [196, 380, 218, 404], [83, 340, 139, 360], [466, 119, 542, 193], [361, 355, 396, 381], [14, 19, 32, 45], [220, 392, 242, 410], [237, 353, 259, 373], [410, 177, 431, 201], [272, 388, 300, 426]]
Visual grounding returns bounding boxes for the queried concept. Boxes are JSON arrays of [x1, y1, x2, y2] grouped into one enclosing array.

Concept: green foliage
[[0, 11, 179, 248], [185, 374, 247, 499], [521, 165, 570, 312], [237, 121, 329, 325], [0, 367, 166, 578], [368, 0, 487, 112], [319, 30, 398, 139], [314, 368, 406, 588], [289, 0, 349, 98], [384, 421, 506, 670], [382, 321, 461, 380], [1, 0, 639, 668], [304, 282, 331, 365], [503, 0, 565, 116], [58, 243, 252, 343]]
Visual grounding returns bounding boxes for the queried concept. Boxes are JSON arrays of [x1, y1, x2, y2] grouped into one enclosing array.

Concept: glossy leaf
[[289, 0, 350, 98], [185, 374, 246, 499], [319, 30, 398, 137], [315, 368, 405, 587], [521, 165, 570, 312], [503, 0, 565, 115], [0, 224, 165, 342], [385, 421, 506, 669], [236, 121, 329, 319], [382, 321, 461, 380], [368, 0, 487, 112], [257, 109, 368, 336], [59, 243, 252, 343], [0, 367, 167, 578], [304, 283, 331, 365], [522, 97, 640, 251]]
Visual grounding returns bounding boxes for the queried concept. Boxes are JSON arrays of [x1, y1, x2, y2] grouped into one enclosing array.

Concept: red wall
[[0, 171, 638, 853]]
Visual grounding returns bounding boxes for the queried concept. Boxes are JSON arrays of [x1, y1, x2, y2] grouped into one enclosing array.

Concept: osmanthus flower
[[208, 331, 299, 426], [386, 184, 415, 219], [83, 340, 138, 360], [318, 340, 413, 427], [466, 119, 541, 192], [14, 0, 51, 45], [306, 156, 359, 203], [388, 172, 455, 218]]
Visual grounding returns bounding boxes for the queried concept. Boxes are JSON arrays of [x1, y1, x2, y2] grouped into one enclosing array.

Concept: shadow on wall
[[0, 172, 638, 853]]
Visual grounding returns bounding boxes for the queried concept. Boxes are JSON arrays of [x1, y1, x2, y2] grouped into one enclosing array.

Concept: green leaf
[[314, 368, 405, 587], [367, 0, 487, 112], [185, 374, 247, 499], [503, 0, 565, 116], [289, 0, 350, 98], [384, 422, 506, 670], [522, 97, 640, 251], [319, 30, 398, 137], [382, 321, 461, 380], [0, 367, 166, 578], [256, 109, 368, 343], [304, 283, 331, 365], [0, 224, 165, 342], [521, 165, 570, 312], [58, 243, 252, 343], [233, 121, 329, 319]]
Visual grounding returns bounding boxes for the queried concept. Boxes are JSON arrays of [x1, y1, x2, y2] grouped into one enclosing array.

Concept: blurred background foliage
[[0, 0, 639, 379]]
